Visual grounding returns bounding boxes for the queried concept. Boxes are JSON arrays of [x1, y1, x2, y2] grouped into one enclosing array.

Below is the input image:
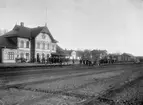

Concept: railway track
[[79, 75, 143, 105], [0, 63, 142, 77], [5, 66, 142, 105], [0, 64, 143, 105], [1, 64, 142, 86]]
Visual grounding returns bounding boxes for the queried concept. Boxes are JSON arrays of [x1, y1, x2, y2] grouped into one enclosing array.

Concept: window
[[20, 53, 24, 58], [42, 43, 45, 49], [37, 42, 40, 49], [42, 53, 45, 58], [8, 52, 14, 60], [54, 45, 56, 51], [26, 53, 29, 60], [20, 40, 24, 48], [47, 43, 49, 50], [26, 41, 29, 48], [52, 44, 54, 50]]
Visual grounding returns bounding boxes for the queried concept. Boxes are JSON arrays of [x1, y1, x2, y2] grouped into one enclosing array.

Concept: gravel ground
[[25, 71, 123, 92], [0, 89, 47, 105], [0, 64, 143, 105], [0, 70, 124, 105], [84, 71, 143, 105], [109, 76, 143, 105]]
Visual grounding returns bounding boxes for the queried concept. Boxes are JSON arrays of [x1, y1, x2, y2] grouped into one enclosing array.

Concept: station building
[[0, 22, 58, 63]]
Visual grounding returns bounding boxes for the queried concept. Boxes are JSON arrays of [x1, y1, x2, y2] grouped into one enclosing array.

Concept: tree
[[76, 50, 84, 59], [0, 29, 8, 36], [91, 49, 108, 61], [82, 49, 91, 60]]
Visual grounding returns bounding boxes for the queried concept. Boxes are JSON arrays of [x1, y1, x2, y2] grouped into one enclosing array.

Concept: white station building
[[0, 22, 58, 63]]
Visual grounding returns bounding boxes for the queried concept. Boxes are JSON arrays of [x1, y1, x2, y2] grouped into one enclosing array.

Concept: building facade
[[0, 22, 58, 63]]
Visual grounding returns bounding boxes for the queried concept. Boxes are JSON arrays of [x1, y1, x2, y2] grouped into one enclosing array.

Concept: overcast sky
[[0, 0, 143, 56]]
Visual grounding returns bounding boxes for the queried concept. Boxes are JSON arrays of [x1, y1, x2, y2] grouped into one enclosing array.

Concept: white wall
[[17, 37, 31, 60], [35, 33, 56, 58], [2, 48, 17, 63], [35, 33, 52, 43], [17, 37, 31, 50], [71, 51, 77, 59]]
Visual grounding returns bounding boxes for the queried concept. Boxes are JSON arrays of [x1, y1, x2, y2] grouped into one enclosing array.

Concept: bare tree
[[0, 29, 8, 36], [3, 29, 8, 34]]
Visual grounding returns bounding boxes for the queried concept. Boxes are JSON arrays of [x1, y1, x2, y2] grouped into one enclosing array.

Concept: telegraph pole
[[45, 8, 48, 26]]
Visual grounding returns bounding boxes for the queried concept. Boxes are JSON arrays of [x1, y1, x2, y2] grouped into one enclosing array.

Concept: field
[[0, 64, 143, 105]]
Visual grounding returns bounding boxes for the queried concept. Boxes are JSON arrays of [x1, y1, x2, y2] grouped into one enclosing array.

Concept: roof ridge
[[2, 25, 58, 43], [15, 25, 31, 29]]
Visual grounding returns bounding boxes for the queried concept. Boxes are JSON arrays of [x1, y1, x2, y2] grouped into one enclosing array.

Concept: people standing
[[72, 58, 75, 64]]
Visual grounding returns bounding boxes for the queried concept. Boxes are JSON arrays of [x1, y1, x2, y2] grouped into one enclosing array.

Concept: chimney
[[20, 22, 24, 27]]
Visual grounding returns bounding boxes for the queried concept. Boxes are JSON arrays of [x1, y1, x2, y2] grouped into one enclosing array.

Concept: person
[[46, 57, 49, 64], [55, 56, 58, 64], [66, 58, 69, 65], [72, 58, 75, 64], [51, 57, 54, 64], [49, 57, 51, 64], [79, 59, 82, 65], [58, 57, 60, 64], [53, 57, 55, 64], [59, 57, 62, 67]]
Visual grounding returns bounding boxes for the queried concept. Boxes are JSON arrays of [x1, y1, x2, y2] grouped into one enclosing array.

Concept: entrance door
[[26, 53, 29, 60], [37, 53, 40, 62], [42, 53, 45, 59]]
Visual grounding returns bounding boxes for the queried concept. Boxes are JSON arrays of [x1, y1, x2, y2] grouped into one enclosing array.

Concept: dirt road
[[0, 64, 143, 105]]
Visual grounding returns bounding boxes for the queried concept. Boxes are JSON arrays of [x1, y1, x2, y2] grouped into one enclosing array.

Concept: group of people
[[79, 57, 117, 66], [79, 59, 93, 66], [36, 56, 70, 64], [16, 55, 117, 66]]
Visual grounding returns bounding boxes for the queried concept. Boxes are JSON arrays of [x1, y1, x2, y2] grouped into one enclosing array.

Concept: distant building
[[71, 50, 76, 59], [52, 45, 69, 57], [136, 56, 143, 62], [115, 53, 137, 62], [0, 22, 58, 63]]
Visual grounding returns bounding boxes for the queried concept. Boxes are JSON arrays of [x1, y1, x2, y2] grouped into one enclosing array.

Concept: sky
[[0, 0, 143, 56]]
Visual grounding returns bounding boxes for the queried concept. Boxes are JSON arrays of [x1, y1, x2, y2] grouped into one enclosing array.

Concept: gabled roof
[[31, 26, 58, 43], [31, 26, 44, 38], [56, 45, 66, 55], [4, 25, 31, 38], [122, 53, 134, 57], [4, 30, 18, 37], [3, 25, 58, 43], [0, 36, 17, 49]]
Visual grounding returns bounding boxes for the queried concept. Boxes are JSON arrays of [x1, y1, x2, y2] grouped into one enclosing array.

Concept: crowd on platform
[[79, 58, 115, 66], [36, 56, 70, 64], [15, 53, 140, 66]]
